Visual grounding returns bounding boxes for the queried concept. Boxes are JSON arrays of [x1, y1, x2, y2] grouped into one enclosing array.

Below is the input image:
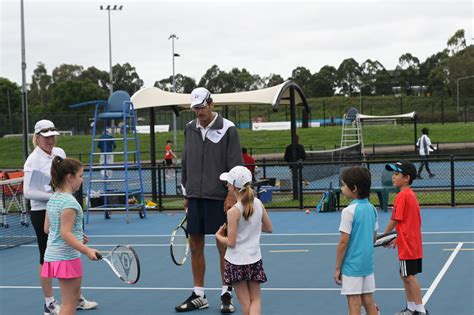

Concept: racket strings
[[110, 247, 139, 283], [171, 227, 189, 264]]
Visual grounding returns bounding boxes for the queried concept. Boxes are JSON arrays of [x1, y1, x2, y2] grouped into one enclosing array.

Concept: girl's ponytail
[[241, 184, 255, 220]]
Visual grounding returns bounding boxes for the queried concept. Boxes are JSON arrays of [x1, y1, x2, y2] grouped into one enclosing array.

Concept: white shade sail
[[131, 80, 307, 111]]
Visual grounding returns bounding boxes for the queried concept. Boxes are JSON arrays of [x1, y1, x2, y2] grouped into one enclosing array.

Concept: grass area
[[1, 122, 473, 169]]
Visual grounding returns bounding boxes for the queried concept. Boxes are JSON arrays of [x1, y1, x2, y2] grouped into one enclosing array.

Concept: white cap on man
[[34, 120, 60, 137], [190, 87, 212, 109], [219, 166, 253, 190]]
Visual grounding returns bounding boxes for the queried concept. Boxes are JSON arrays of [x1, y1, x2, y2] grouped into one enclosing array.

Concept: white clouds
[[0, 0, 472, 88]]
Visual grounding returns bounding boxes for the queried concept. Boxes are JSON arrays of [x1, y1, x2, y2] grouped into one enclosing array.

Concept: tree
[[49, 80, 107, 111], [29, 62, 52, 107], [308, 65, 337, 97], [80, 66, 109, 93], [359, 59, 386, 95], [421, 50, 449, 95], [447, 29, 467, 56], [290, 66, 312, 93], [0, 77, 22, 114], [154, 74, 196, 93], [337, 58, 361, 96], [373, 69, 394, 96], [112, 63, 144, 95], [263, 73, 284, 87], [444, 45, 474, 98], [395, 53, 421, 95], [198, 65, 227, 93], [51, 64, 84, 82], [0, 78, 22, 136], [226, 68, 261, 92]]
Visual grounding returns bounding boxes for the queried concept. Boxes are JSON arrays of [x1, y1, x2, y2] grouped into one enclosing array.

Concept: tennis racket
[[170, 214, 190, 266], [374, 231, 397, 247], [96, 245, 140, 284]]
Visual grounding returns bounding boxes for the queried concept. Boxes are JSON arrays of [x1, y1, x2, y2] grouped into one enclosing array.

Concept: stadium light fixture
[[100, 4, 123, 96], [169, 34, 180, 150]]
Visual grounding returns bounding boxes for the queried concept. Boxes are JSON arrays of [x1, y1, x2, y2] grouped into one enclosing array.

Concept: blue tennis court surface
[[1, 207, 473, 314]]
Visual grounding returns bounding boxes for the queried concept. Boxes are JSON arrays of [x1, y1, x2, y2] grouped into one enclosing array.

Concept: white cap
[[219, 166, 252, 190], [34, 120, 60, 137], [190, 87, 212, 108]]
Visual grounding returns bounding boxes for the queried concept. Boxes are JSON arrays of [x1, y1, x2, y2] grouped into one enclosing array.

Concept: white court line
[[0, 285, 427, 291], [270, 249, 309, 253], [87, 231, 474, 237], [422, 242, 463, 305], [443, 248, 474, 251], [15, 241, 474, 248]]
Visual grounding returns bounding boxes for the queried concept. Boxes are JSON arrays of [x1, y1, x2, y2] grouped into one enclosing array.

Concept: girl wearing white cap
[[23, 119, 97, 314], [215, 166, 273, 315]]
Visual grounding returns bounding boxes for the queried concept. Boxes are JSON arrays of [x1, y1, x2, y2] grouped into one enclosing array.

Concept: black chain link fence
[[79, 155, 473, 212]]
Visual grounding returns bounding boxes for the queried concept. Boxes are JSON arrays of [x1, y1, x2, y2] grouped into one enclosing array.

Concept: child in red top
[[383, 161, 428, 315], [164, 140, 177, 178]]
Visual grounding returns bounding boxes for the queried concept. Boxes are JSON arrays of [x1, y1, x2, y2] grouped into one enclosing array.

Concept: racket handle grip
[[96, 252, 102, 260]]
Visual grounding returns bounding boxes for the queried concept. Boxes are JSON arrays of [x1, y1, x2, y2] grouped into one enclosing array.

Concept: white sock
[[194, 287, 205, 298], [407, 301, 416, 311], [221, 285, 232, 296], [415, 304, 426, 313], [45, 296, 55, 305]]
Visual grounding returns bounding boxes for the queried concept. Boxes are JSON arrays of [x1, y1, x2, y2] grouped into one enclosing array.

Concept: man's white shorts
[[341, 273, 375, 295]]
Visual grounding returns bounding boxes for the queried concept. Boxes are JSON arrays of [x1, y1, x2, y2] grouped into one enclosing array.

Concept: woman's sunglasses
[[38, 127, 57, 133]]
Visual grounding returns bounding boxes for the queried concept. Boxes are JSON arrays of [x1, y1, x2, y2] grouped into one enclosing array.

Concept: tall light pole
[[168, 34, 180, 149], [456, 75, 474, 113], [20, 0, 29, 160], [100, 4, 123, 96]]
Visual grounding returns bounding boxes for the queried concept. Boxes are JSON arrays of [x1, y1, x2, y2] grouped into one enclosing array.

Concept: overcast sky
[[1, 0, 472, 88]]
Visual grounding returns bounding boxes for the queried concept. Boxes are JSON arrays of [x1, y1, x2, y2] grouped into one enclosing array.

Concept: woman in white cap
[[215, 166, 273, 315], [23, 119, 97, 315]]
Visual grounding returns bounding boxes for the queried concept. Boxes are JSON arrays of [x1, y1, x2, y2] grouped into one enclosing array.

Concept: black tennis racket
[[170, 214, 190, 266], [96, 245, 140, 284], [374, 231, 397, 247]]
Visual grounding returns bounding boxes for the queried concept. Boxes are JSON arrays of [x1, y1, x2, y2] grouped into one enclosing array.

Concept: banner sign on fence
[[252, 121, 320, 131], [136, 125, 170, 134]]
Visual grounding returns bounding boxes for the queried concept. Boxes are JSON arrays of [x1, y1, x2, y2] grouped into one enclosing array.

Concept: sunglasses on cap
[[38, 127, 57, 134]]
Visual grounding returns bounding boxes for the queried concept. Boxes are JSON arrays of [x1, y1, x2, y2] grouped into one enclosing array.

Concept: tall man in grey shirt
[[176, 87, 243, 313]]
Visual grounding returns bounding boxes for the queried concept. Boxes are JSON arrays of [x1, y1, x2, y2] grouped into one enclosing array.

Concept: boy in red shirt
[[242, 147, 256, 181], [164, 140, 177, 178], [383, 161, 428, 315]]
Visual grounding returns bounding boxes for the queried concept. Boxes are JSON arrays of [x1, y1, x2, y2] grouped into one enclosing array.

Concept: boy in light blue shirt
[[334, 166, 379, 315]]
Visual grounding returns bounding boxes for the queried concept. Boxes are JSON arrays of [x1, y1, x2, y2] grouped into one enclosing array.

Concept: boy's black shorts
[[187, 198, 225, 235], [165, 159, 173, 166], [399, 258, 422, 276]]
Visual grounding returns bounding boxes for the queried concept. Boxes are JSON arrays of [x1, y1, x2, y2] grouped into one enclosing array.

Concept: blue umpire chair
[[70, 90, 146, 223]]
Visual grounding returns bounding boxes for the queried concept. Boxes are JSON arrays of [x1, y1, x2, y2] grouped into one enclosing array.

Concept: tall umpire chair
[[71, 91, 146, 223]]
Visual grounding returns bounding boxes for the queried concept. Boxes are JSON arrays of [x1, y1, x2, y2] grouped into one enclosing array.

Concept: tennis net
[[303, 143, 363, 181], [0, 175, 35, 250]]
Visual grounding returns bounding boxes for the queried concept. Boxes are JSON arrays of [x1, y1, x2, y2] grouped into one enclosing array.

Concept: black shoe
[[429, 173, 435, 178], [220, 292, 235, 313], [175, 292, 209, 312], [395, 307, 414, 315], [417, 175, 423, 179]]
